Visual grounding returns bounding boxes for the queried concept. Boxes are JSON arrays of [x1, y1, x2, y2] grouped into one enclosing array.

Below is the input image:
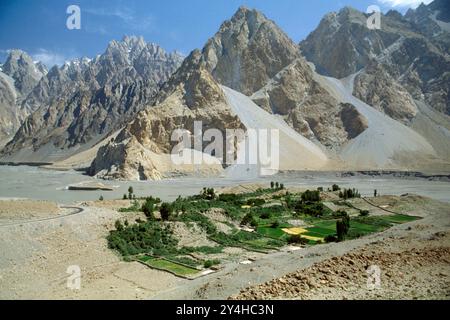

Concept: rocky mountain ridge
[[0, 50, 47, 147], [1, 37, 183, 161], [1, 2, 449, 178]]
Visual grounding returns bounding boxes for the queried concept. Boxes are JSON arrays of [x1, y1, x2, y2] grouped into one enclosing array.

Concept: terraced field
[[108, 184, 422, 277]]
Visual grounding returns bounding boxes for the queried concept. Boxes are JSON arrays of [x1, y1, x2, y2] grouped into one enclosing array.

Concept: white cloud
[[84, 6, 155, 32], [31, 49, 73, 68], [377, 0, 433, 8]]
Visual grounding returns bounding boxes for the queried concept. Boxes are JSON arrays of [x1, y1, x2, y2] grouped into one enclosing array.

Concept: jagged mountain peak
[[428, 0, 450, 20], [386, 10, 403, 20], [4, 49, 31, 61], [2, 49, 47, 99], [408, 0, 450, 23], [3, 49, 47, 76], [104, 36, 183, 65], [1, 38, 183, 161], [200, 6, 300, 95], [338, 6, 364, 17]]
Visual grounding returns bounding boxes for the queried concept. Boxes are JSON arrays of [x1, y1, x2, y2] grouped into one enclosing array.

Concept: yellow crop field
[[301, 235, 324, 242], [282, 227, 308, 235]]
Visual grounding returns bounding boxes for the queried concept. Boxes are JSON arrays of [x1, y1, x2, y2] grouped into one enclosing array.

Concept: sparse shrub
[[271, 181, 275, 189], [115, 220, 123, 231], [287, 235, 308, 245], [119, 200, 141, 213], [204, 259, 220, 268], [360, 210, 370, 217], [123, 194, 128, 200], [99, 195, 104, 201], [317, 187, 324, 192]]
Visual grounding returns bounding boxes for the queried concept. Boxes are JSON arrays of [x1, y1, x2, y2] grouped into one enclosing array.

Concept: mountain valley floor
[[0, 166, 449, 300]]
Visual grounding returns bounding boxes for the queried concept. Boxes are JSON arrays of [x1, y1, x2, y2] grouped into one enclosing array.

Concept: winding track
[[0, 205, 85, 227]]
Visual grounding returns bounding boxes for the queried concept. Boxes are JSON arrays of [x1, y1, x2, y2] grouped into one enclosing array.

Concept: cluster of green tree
[[123, 186, 137, 200], [338, 188, 361, 199], [140, 196, 161, 218], [293, 202, 325, 217], [323, 211, 351, 243], [160, 203, 173, 221], [270, 181, 285, 190], [203, 259, 221, 268], [108, 221, 178, 256], [218, 193, 241, 204], [301, 190, 321, 202], [286, 190, 325, 217], [246, 198, 266, 206], [200, 188, 216, 200], [241, 212, 258, 227], [287, 234, 309, 245]]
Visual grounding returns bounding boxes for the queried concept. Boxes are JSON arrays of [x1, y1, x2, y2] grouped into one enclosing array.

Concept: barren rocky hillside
[[1, 37, 183, 162]]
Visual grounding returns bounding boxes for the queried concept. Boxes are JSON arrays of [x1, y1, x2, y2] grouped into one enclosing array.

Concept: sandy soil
[[0, 199, 60, 220]]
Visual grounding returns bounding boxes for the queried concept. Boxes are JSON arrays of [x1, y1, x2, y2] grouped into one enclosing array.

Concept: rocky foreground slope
[[233, 232, 450, 300]]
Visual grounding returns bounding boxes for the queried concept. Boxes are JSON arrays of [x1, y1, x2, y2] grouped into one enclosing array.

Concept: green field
[[138, 256, 200, 277], [256, 225, 290, 239], [378, 214, 420, 224], [111, 184, 423, 277]]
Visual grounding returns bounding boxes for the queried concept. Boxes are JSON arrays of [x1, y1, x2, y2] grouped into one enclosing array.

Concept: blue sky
[[0, 0, 433, 67]]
